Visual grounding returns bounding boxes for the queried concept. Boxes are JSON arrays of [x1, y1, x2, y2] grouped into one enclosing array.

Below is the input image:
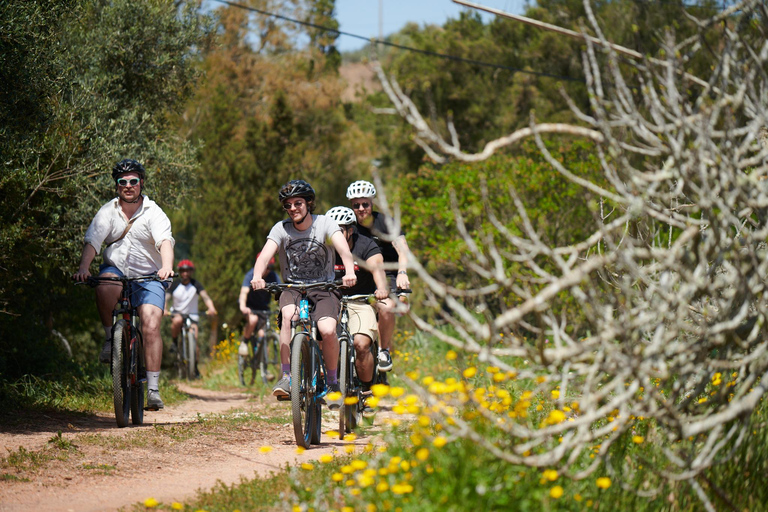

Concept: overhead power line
[[210, 0, 586, 83]]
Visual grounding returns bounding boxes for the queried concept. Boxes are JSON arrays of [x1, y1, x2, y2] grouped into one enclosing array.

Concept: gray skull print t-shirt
[[267, 214, 341, 284]]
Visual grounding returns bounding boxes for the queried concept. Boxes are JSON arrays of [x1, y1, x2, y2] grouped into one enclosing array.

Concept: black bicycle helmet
[[112, 159, 146, 181], [278, 179, 315, 202]]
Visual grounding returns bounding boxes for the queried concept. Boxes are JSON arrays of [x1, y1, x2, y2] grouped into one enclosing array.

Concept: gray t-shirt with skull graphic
[[267, 215, 341, 284]]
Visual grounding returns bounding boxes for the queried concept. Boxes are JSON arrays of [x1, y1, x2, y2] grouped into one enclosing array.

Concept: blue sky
[[335, 0, 527, 52]]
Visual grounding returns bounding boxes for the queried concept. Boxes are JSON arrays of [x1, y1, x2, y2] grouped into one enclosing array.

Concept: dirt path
[[0, 383, 389, 512]]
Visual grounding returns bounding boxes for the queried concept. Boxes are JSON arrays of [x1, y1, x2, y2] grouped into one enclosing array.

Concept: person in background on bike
[[238, 252, 280, 379], [73, 159, 174, 411], [164, 259, 217, 378], [326, 206, 389, 412], [251, 180, 357, 409], [346, 180, 411, 377]]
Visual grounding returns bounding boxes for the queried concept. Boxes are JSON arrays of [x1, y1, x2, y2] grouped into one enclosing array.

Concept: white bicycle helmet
[[346, 180, 376, 199], [326, 206, 356, 226]]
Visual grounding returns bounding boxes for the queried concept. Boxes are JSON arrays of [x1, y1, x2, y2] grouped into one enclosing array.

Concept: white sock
[[147, 371, 160, 391], [103, 325, 112, 340]]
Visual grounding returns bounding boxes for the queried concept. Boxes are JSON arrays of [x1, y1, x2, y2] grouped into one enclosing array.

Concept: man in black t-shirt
[[346, 180, 412, 374], [327, 207, 388, 401], [238, 252, 279, 371]]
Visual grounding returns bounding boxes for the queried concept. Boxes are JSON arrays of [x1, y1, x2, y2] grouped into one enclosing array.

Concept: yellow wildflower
[[550, 486, 564, 499], [596, 477, 611, 489]]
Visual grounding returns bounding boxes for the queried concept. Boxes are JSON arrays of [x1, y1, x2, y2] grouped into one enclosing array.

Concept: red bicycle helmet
[[178, 259, 195, 270]]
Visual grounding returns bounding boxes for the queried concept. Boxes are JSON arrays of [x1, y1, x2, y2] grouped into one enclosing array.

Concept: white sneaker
[[146, 389, 164, 410], [238, 341, 249, 356], [378, 349, 393, 372]]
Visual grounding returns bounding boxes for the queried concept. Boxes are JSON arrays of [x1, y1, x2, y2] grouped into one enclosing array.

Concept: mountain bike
[[171, 310, 204, 380], [239, 309, 280, 386], [78, 275, 168, 427], [265, 281, 341, 448], [337, 289, 411, 434]]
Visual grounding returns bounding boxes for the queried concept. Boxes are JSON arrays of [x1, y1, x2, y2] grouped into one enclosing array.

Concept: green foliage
[[0, 0, 213, 379], [396, 140, 604, 331], [181, 2, 374, 325]]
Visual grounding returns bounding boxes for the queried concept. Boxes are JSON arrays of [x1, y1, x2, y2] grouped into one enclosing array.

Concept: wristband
[[398, 270, 407, 275]]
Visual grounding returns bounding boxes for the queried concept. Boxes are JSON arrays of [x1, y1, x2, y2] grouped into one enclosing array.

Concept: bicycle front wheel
[[187, 329, 196, 379], [112, 320, 131, 428], [290, 332, 316, 448], [238, 352, 255, 386], [131, 332, 145, 425], [338, 335, 350, 435]]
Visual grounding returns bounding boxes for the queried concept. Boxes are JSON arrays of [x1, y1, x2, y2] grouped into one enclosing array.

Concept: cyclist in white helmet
[[327, 206, 389, 411], [346, 180, 411, 376]]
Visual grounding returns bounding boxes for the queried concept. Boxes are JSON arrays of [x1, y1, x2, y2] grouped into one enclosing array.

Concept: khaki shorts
[[346, 301, 378, 342]]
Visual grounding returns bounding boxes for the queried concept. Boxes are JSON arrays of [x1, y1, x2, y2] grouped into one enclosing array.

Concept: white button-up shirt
[[84, 195, 175, 277]]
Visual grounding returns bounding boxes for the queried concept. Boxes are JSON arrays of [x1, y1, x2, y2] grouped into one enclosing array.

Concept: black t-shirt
[[334, 233, 381, 295], [356, 212, 403, 275], [242, 269, 279, 310]]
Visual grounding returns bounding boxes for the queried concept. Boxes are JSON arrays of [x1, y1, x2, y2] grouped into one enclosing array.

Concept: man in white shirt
[[73, 159, 175, 411]]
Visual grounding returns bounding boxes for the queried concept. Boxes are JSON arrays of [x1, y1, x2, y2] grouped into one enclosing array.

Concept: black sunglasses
[[351, 202, 370, 210], [117, 178, 141, 187], [282, 200, 306, 210]]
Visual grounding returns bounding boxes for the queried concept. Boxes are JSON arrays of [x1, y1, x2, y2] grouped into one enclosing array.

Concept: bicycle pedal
[[361, 390, 373, 396], [276, 395, 291, 402]]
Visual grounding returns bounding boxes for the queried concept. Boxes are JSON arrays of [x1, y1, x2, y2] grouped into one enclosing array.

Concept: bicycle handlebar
[[264, 280, 346, 295], [75, 274, 172, 288]]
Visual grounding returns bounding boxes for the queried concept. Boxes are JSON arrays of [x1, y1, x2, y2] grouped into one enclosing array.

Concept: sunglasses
[[351, 202, 370, 210], [283, 200, 306, 210], [117, 178, 141, 187]]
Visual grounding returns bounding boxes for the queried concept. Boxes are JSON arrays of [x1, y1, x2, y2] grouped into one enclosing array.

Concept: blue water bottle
[[299, 299, 309, 321]]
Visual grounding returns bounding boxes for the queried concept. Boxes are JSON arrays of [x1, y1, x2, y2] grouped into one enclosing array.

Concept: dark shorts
[[279, 288, 340, 322], [98, 265, 167, 311]]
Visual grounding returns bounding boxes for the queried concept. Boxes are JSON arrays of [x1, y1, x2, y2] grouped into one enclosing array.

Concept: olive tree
[[374, 0, 768, 507]]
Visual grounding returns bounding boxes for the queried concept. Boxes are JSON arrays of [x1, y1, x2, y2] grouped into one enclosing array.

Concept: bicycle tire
[[112, 320, 131, 428], [338, 335, 350, 435], [131, 332, 145, 425], [238, 352, 254, 386], [290, 332, 316, 448], [187, 329, 196, 380], [263, 332, 281, 383], [176, 328, 187, 380], [256, 337, 269, 385], [311, 398, 322, 445]]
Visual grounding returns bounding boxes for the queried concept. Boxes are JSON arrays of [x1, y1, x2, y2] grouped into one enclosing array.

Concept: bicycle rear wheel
[[112, 320, 131, 428], [290, 332, 316, 448]]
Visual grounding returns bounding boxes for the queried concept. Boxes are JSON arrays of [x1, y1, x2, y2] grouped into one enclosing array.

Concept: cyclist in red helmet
[[164, 259, 218, 378], [73, 159, 174, 410]]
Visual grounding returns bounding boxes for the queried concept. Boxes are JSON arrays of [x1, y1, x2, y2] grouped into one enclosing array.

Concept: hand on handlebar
[[374, 288, 389, 301], [73, 268, 92, 282], [251, 278, 265, 290], [240, 305, 251, 316], [157, 267, 175, 280]]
